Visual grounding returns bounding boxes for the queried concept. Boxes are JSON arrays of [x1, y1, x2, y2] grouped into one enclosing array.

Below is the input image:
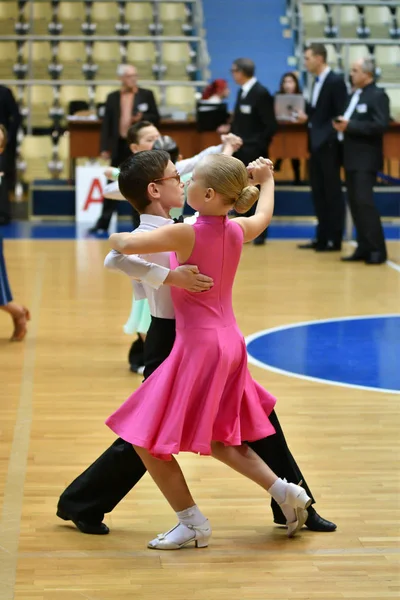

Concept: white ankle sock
[[268, 478, 296, 524], [150, 506, 208, 547], [176, 505, 207, 527]]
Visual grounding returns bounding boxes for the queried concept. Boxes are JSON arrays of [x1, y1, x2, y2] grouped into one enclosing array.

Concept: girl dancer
[[105, 126, 242, 373], [106, 151, 311, 550]]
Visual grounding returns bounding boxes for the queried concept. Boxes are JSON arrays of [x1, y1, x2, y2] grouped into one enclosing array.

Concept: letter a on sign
[[83, 178, 103, 210]]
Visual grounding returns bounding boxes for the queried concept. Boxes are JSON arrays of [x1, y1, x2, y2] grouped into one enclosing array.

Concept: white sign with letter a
[[75, 165, 107, 223]]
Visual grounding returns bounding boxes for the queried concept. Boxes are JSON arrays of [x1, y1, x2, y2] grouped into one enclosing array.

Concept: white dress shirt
[[104, 214, 176, 319], [103, 144, 224, 201], [311, 67, 331, 108], [241, 77, 257, 99], [337, 88, 362, 141]]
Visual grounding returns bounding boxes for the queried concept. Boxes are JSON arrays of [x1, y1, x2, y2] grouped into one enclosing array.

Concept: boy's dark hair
[[232, 58, 255, 78], [118, 149, 170, 213], [153, 135, 179, 164], [127, 120, 154, 145], [306, 43, 327, 63]]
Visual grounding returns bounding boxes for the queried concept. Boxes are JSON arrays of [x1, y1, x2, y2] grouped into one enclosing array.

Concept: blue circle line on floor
[[245, 314, 400, 395]]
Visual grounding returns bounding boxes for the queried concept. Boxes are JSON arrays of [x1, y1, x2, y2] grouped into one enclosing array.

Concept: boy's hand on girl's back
[[165, 265, 214, 293]]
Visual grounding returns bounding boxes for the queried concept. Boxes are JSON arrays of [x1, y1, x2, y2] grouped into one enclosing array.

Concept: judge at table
[[89, 64, 160, 234]]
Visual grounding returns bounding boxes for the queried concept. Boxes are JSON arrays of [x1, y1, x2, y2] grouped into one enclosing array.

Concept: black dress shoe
[[298, 241, 317, 249], [253, 237, 266, 246], [56, 508, 110, 535], [315, 242, 341, 252], [365, 252, 386, 265], [341, 252, 366, 262], [130, 363, 145, 374], [88, 226, 108, 235], [274, 506, 337, 532], [305, 507, 337, 532]]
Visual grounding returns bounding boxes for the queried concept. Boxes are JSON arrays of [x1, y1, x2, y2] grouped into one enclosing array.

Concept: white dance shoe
[[148, 520, 212, 550], [280, 480, 312, 538]]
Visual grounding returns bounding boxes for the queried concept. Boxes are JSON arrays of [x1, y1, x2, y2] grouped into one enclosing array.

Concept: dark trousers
[[274, 158, 301, 183], [309, 141, 344, 247], [0, 174, 10, 223], [95, 138, 140, 231], [58, 317, 315, 524], [234, 144, 270, 241], [0, 238, 13, 305], [345, 170, 387, 259]]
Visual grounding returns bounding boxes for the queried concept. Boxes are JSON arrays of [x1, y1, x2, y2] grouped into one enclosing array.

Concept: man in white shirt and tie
[[333, 58, 390, 265], [297, 44, 347, 252]]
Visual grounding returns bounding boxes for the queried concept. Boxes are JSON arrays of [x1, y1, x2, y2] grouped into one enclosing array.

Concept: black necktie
[[173, 216, 184, 223]]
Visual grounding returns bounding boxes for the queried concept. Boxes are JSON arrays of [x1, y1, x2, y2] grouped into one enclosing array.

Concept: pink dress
[[106, 216, 277, 460]]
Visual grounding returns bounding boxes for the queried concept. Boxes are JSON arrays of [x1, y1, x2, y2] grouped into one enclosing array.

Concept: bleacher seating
[[0, 0, 209, 183]]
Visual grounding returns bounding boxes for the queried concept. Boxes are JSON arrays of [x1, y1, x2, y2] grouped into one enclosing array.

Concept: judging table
[[68, 118, 400, 178]]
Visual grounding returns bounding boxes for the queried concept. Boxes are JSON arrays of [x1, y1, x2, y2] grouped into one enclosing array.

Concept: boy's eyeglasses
[[153, 174, 181, 185]]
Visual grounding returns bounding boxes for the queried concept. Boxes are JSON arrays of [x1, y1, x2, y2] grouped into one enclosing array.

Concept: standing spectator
[[229, 58, 277, 245], [297, 44, 347, 251], [89, 65, 160, 234], [0, 85, 21, 225], [333, 58, 390, 265]]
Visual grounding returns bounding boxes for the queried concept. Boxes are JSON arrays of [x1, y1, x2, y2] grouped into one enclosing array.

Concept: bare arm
[[109, 223, 195, 262], [232, 159, 275, 243]]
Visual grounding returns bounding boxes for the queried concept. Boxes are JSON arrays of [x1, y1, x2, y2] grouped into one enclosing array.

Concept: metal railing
[[0, 0, 210, 186], [287, 1, 400, 95]]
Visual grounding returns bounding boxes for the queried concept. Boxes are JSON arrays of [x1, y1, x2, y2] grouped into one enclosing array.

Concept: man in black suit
[[298, 44, 347, 252], [230, 58, 277, 245], [0, 86, 21, 225], [90, 64, 160, 234], [333, 58, 390, 265]]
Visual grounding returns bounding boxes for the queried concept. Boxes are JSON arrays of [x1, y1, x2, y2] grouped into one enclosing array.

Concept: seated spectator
[[201, 78, 230, 103], [197, 79, 230, 132], [274, 72, 302, 184]]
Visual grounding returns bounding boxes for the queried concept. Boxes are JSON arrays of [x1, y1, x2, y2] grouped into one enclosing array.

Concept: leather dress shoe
[[88, 226, 108, 235], [341, 252, 366, 262], [253, 237, 266, 246], [315, 241, 341, 252], [365, 252, 386, 265], [304, 507, 337, 532], [298, 241, 317, 249], [57, 508, 109, 535], [274, 506, 337, 532]]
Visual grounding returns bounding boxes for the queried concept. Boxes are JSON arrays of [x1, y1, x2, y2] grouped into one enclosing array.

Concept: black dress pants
[[0, 152, 11, 223], [309, 140, 344, 247], [345, 170, 387, 259], [95, 138, 140, 231], [58, 318, 315, 523], [274, 158, 301, 183]]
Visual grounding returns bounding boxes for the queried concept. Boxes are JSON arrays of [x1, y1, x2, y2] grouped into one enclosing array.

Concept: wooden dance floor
[[1, 237, 399, 600]]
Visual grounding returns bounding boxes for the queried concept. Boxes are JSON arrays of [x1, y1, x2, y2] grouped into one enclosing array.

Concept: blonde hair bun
[[234, 185, 260, 214]]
